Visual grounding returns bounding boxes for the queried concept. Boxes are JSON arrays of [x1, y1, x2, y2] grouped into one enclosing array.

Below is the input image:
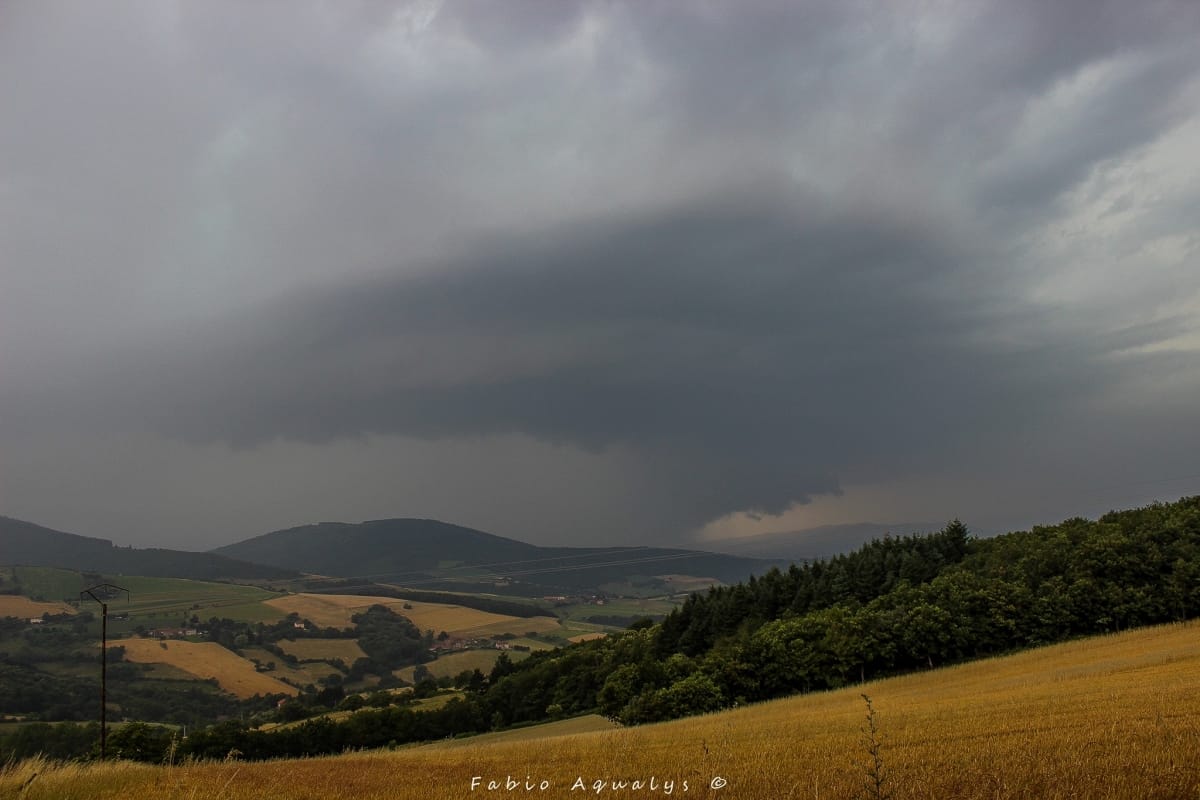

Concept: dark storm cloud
[[435, 0, 589, 50], [15, 188, 1172, 533], [976, 47, 1198, 215], [2, 1, 1199, 545]]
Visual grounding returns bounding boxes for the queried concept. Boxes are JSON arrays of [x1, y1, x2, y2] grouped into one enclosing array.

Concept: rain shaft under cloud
[[2, 1, 1199, 548]]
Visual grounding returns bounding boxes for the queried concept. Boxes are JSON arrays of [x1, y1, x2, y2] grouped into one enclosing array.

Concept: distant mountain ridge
[[707, 521, 941, 560], [0, 516, 297, 581], [213, 518, 558, 576], [213, 518, 776, 594], [1, 514, 776, 592]]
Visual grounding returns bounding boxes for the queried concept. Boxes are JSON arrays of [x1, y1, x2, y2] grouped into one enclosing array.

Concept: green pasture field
[[238, 647, 338, 689], [410, 691, 466, 711], [394, 648, 531, 683], [0, 721, 36, 732], [82, 576, 283, 634], [0, 566, 86, 604], [137, 662, 200, 682], [507, 637, 555, 651], [274, 638, 365, 664], [552, 597, 677, 624], [203, 601, 287, 623], [556, 619, 610, 633], [35, 662, 97, 680]]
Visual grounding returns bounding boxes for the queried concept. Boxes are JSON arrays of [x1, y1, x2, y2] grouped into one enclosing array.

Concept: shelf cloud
[[2, 1, 1198, 548]]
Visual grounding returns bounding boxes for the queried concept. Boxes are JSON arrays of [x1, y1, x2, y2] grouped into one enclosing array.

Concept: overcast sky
[[2, 1, 1199, 551]]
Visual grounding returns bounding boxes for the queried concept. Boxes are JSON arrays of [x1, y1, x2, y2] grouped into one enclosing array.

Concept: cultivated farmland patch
[[276, 638, 366, 664], [417, 714, 618, 749], [395, 600, 525, 636], [11, 622, 1200, 800], [265, 593, 556, 638], [33, 621, 1196, 800], [240, 647, 342, 687], [112, 576, 281, 621], [0, 596, 76, 619], [109, 638, 298, 699], [263, 593, 381, 628], [457, 615, 562, 638], [394, 648, 530, 683]]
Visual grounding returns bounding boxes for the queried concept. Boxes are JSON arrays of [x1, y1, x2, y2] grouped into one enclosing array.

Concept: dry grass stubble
[[5, 622, 1199, 799]]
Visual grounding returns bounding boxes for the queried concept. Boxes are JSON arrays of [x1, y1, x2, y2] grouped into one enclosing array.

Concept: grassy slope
[[109, 575, 281, 617], [240, 647, 340, 686], [0, 517, 295, 581], [0, 566, 86, 604], [0, 574, 285, 638], [110, 639, 298, 699], [393, 648, 530, 682], [417, 714, 617, 749], [0, 570, 287, 630], [212, 518, 770, 593], [275, 638, 367, 663], [0, 596, 76, 618], [9, 621, 1200, 799], [264, 593, 563, 638], [553, 597, 678, 622]]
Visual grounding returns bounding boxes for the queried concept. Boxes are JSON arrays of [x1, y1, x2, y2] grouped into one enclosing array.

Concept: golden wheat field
[[274, 638, 367, 664], [240, 647, 342, 686], [462, 615, 564, 638], [394, 647, 531, 682], [0, 596, 76, 618], [416, 714, 619, 749], [392, 600, 530, 637], [10, 621, 1200, 800], [263, 593, 537, 637], [110, 639, 299, 699]]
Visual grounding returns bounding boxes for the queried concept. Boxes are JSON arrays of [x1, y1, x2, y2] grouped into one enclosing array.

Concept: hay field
[[264, 593, 373, 627], [393, 600, 523, 636], [410, 692, 467, 711], [509, 636, 556, 651], [275, 637, 366, 663], [394, 648, 530, 682], [265, 593, 554, 637], [105, 576, 282, 624], [418, 714, 618, 749], [240, 647, 340, 686], [459, 615, 563, 638], [567, 632, 608, 643], [14, 621, 1200, 800], [0, 595, 76, 618], [110, 638, 299, 699]]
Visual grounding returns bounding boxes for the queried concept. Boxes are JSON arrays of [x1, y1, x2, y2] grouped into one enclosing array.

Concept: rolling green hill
[[212, 518, 775, 594], [0, 516, 297, 581], [213, 519, 553, 577], [11, 622, 1195, 799]]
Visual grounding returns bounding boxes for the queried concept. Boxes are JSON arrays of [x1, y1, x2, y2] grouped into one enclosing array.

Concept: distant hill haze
[[0, 514, 775, 593], [0, 516, 297, 581], [706, 522, 942, 561], [212, 518, 776, 595]]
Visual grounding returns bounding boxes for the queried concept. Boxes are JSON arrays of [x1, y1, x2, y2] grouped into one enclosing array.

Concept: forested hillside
[[602, 498, 1199, 721], [0, 517, 296, 581], [174, 496, 1195, 762], [68, 496, 1198, 762], [212, 518, 773, 595]]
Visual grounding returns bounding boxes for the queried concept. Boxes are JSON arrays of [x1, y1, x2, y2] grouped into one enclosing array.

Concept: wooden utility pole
[[79, 584, 129, 760]]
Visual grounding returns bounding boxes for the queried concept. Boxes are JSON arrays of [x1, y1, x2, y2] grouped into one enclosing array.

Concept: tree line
[[5, 496, 1198, 762]]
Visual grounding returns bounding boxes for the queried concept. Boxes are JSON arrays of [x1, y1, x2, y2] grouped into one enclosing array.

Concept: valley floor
[[5, 620, 1199, 800]]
